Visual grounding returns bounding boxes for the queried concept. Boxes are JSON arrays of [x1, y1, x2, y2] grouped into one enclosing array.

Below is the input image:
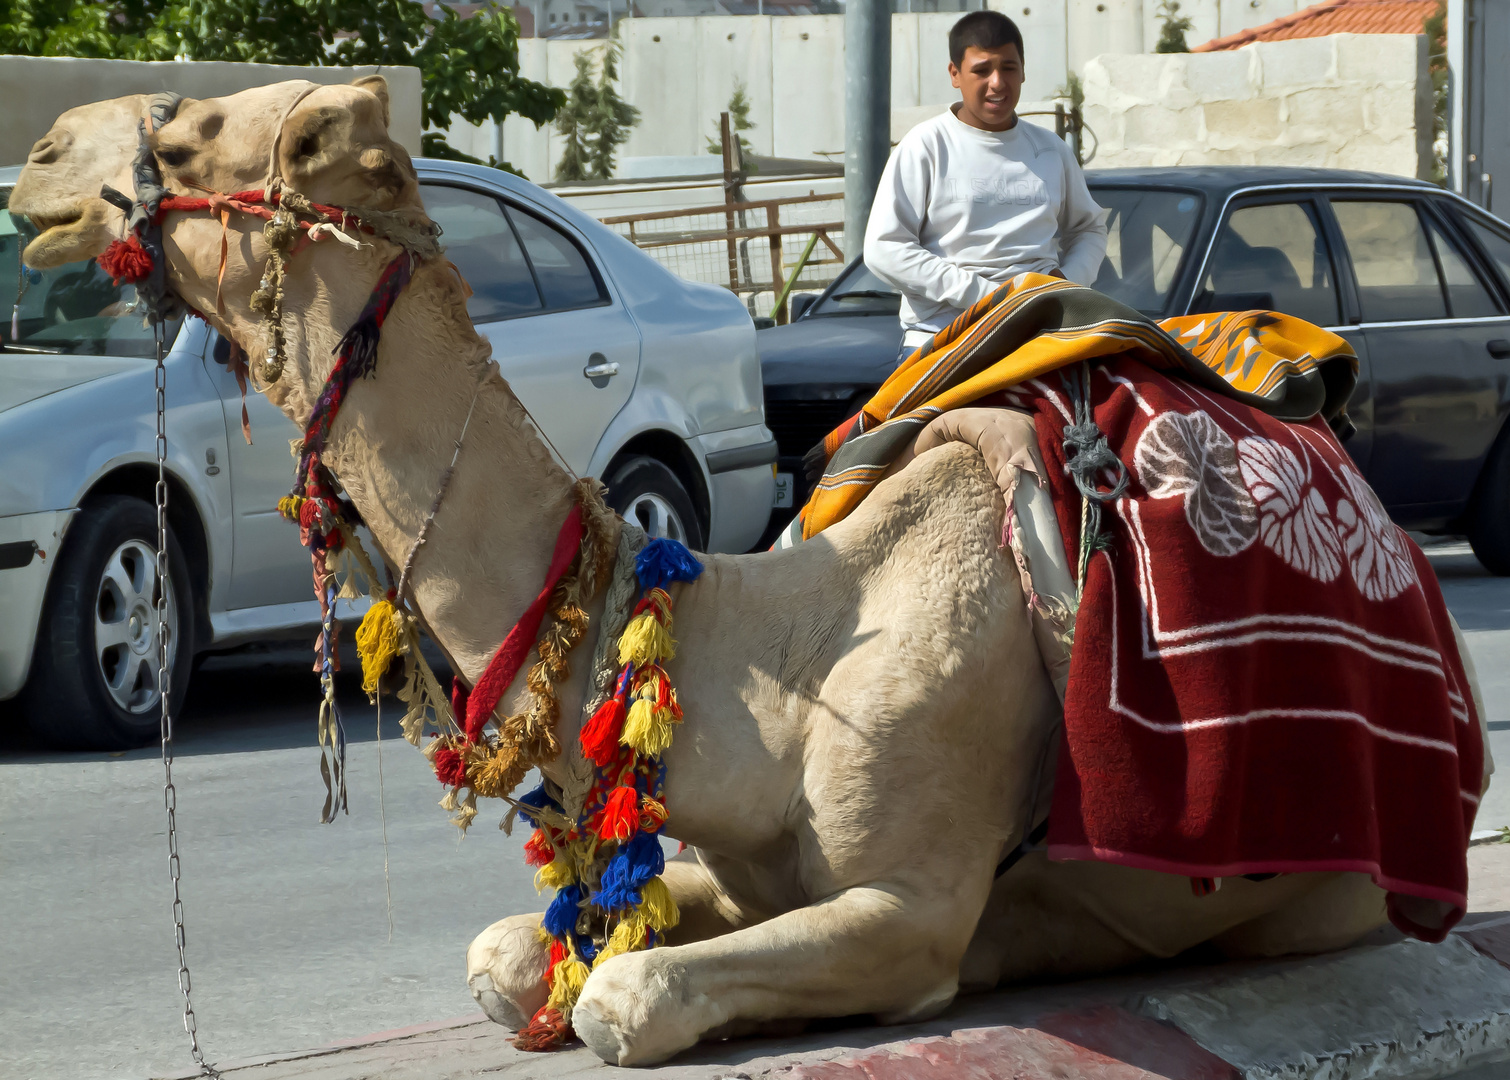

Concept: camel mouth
[[22, 209, 81, 235], [9, 199, 113, 270]]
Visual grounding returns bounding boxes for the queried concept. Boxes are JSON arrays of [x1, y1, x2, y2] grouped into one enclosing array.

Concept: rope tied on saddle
[[1059, 361, 1128, 602]]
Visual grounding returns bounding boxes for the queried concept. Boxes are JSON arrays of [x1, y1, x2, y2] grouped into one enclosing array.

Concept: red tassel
[[513, 1005, 571, 1052], [298, 499, 321, 530], [639, 796, 668, 833], [450, 678, 470, 734], [523, 829, 554, 867], [579, 697, 626, 767], [433, 746, 467, 787], [592, 785, 639, 842], [97, 234, 153, 285], [543, 938, 567, 983]]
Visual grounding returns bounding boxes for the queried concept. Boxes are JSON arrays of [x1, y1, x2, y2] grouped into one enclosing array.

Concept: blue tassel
[[543, 883, 583, 939], [516, 783, 560, 829], [591, 831, 665, 912], [635, 538, 704, 591], [577, 934, 599, 962]]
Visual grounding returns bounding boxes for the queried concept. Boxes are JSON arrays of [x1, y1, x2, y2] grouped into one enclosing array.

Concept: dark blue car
[[759, 167, 1510, 570]]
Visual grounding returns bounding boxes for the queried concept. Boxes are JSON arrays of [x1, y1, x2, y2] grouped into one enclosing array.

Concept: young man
[[864, 12, 1108, 355]]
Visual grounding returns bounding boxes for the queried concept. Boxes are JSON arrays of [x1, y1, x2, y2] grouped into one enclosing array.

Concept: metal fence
[[599, 192, 847, 323]]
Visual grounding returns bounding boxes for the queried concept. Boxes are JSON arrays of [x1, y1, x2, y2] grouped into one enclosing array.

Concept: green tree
[[1425, 0, 1448, 185], [706, 80, 757, 167], [588, 38, 639, 180], [0, 0, 564, 171], [1155, 0, 1194, 53], [553, 40, 639, 183], [554, 49, 597, 182]]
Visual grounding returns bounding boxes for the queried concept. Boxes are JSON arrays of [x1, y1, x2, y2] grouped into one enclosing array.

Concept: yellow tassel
[[534, 854, 577, 892], [592, 914, 649, 968], [621, 698, 677, 756], [617, 612, 674, 669], [277, 495, 304, 522], [545, 956, 589, 1014], [535, 926, 555, 948], [355, 599, 402, 696], [640, 876, 680, 932]]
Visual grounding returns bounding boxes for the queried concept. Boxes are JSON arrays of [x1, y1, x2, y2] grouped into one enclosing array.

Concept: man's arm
[[1056, 147, 1109, 286], [864, 142, 997, 311]]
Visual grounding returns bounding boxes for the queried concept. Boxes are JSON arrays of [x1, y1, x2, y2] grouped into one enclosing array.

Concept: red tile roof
[[1192, 0, 1437, 52]]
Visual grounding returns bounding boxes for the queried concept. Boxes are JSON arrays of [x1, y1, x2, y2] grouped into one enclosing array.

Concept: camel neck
[[265, 243, 580, 689]]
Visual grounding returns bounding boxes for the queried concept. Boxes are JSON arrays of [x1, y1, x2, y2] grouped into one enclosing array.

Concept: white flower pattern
[[1133, 410, 1258, 557], [1236, 437, 1343, 583], [1335, 466, 1417, 601]]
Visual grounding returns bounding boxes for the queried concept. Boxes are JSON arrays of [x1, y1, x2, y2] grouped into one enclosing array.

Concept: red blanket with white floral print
[[1017, 356, 1484, 941]]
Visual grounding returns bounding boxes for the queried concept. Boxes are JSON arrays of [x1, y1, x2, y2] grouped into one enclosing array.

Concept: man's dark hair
[[949, 11, 1025, 67]]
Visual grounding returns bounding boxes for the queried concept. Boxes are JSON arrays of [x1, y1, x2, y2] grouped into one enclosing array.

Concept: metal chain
[[154, 320, 220, 1079]]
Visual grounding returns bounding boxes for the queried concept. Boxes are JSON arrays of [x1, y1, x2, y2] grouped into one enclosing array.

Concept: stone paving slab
[[155, 845, 1510, 1080]]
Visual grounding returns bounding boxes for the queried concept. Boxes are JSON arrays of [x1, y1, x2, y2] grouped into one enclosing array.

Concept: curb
[[151, 919, 1510, 1080]]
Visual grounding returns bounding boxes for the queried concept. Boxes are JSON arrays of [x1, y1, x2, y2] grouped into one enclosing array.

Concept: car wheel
[[21, 495, 193, 750], [605, 456, 705, 551]]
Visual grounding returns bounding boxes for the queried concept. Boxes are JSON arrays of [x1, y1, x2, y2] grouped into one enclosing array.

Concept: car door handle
[[583, 359, 620, 379], [1488, 339, 1510, 359]]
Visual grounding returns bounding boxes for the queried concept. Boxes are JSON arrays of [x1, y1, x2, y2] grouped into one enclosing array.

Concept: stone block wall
[[1082, 33, 1433, 178]]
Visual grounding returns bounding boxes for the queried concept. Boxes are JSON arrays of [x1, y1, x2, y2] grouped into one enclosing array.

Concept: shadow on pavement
[[0, 639, 452, 762]]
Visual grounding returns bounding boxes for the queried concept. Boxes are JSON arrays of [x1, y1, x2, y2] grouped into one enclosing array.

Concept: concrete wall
[[450, 0, 1324, 183], [0, 56, 423, 165], [1082, 34, 1433, 177]]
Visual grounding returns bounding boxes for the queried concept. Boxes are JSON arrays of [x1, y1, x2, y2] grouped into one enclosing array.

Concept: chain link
[[154, 321, 220, 1079]]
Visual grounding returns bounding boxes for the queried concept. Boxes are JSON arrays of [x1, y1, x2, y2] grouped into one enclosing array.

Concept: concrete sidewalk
[[157, 842, 1510, 1080]]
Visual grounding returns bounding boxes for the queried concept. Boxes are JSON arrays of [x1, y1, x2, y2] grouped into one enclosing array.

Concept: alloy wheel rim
[[626, 492, 687, 545], [94, 538, 178, 715]]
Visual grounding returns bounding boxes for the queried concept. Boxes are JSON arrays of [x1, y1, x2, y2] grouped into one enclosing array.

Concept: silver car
[[0, 160, 776, 749]]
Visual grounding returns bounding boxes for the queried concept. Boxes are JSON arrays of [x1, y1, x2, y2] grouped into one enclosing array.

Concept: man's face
[[949, 43, 1024, 132]]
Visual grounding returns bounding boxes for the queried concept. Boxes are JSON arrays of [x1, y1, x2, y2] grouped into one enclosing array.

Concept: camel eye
[[157, 146, 192, 168]]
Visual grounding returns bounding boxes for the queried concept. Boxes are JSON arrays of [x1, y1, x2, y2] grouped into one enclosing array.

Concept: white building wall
[[451, 0, 1351, 183]]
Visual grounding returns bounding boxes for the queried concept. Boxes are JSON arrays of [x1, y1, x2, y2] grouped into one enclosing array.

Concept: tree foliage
[[1425, 0, 1448, 185], [0, 0, 564, 168], [1155, 0, 1193, 53], [706, 79, 756, 168], [553, 39, 639, 183]]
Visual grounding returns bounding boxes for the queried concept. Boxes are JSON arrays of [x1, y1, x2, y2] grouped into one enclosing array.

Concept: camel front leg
[[466, 853, 748, 1030], [571, 873, 990, 1066]]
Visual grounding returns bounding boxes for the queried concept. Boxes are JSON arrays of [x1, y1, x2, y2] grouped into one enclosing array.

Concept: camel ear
[[351, 75, 390, 129]]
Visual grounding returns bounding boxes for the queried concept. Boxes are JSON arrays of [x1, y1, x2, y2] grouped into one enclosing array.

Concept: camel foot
[[572, 950, 719, 1066], [466, 912, 550, 1031]]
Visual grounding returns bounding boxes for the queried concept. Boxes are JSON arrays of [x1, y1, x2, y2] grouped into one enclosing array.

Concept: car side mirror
[[789, 293, 819, 321]]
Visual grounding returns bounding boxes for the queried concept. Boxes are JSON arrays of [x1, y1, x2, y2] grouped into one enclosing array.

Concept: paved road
[[2, 544, 1509, 1080]]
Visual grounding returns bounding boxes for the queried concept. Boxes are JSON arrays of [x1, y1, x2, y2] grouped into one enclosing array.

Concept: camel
[[12, 78, 1464, 1067]]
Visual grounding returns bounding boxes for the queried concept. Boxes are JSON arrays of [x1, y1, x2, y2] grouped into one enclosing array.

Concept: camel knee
[[466, 912, 550, 1030]]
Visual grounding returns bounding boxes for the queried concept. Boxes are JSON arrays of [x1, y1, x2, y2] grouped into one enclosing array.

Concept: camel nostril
[[27, 130, 72, 165]]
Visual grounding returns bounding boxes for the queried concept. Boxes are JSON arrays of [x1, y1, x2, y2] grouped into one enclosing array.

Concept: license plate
[[773, 471, 794, 509]]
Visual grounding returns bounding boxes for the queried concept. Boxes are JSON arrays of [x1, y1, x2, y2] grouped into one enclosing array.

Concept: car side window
[[505, 205, 607, 313], [0, 203, 172, 358], [1423, 213, 1502, 318], [1462, 216, 1510, 301], [1192, 201, 1340, 327], [420, 183, 542, 322], [1331, 200, 1447, 322]]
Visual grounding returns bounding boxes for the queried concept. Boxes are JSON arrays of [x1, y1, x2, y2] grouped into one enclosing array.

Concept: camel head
[[11, 75, 419, 272]]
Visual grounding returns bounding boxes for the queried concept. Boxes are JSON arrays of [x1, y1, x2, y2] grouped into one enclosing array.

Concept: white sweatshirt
[[864, 105, 1109, 334]]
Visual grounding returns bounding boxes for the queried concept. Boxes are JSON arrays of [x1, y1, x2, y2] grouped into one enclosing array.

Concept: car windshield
[[0, 194, 166, 358], [1088, 187, 1203, 316], [807, 262, 901, 317]]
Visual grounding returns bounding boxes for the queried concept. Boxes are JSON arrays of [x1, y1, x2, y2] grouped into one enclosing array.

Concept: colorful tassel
[[617, 610, 674, 668], [579, 695, 626, 767], [431, 744, 466, 787], [635, 537, 704, 590], [544, 954, 589, 1015], [277, 494, 304, 523], [354, 598, 402, 695], [593, 785, 640, 842], [97, 234, 153, 285], [523, 829, 555, 867], [542, 883, 583, 939], [640, 876, 680, 932], [621, 695, 677, 756], [513, 1005, 571, 1052], [591, 830, 665, 912], [535, 853, 576, 892]]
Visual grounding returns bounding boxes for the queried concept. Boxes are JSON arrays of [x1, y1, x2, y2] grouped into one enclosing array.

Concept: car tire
[[21, 495, 194, 750], [605, 456, 705, 552]]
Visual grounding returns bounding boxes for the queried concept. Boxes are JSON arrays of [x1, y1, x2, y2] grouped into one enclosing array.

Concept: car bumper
[[0, 509, 74, 700], [696, 425, 778, 554]]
